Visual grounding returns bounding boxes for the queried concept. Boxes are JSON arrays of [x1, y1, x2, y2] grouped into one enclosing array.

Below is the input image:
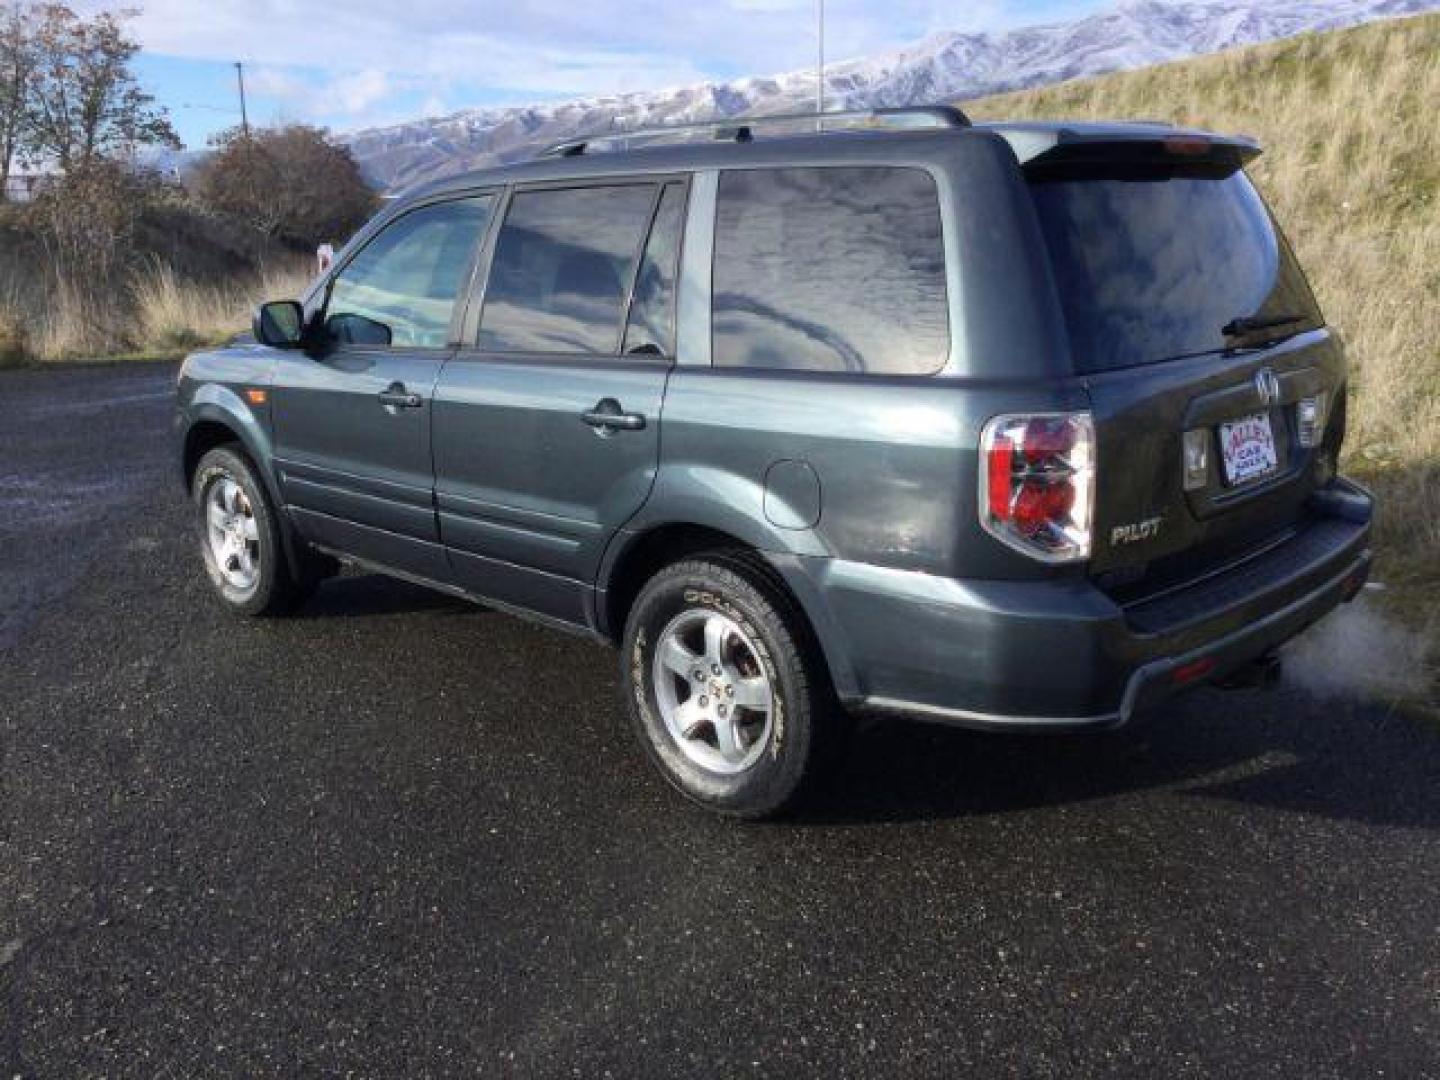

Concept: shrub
[[193, 124, 376, 249]]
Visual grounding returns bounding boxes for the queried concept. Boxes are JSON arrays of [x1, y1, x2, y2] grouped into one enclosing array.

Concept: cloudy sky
[[78, 0, 1112, 148]]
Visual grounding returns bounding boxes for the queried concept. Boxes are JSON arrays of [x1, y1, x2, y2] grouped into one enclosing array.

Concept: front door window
[[326, 197, 494, 349]]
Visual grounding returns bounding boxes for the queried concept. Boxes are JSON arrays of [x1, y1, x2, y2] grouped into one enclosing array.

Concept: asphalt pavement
[[2, 361, 1438, 1078]]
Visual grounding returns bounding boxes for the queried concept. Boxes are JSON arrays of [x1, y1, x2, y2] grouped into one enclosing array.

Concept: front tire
[[621, 552, 832, 818], [192, 445, 311, 616]]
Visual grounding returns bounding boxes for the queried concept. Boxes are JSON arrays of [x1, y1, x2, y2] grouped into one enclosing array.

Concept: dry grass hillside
[[969, 13, 1440, 635], [0, 196, 314, 365], [0, 255, 312, 363]]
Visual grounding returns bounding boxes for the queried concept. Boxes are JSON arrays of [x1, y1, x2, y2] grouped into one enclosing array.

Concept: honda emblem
[[1254, 368, 1281, 408]]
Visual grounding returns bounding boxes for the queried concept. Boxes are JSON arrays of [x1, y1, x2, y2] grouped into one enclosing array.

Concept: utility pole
[[234, 61, 250, 139], [816, 0, 825, 121]]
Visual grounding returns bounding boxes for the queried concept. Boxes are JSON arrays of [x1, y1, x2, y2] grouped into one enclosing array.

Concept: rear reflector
[[979, 412, 1095, 564], [1172, 656, 1217, 686]]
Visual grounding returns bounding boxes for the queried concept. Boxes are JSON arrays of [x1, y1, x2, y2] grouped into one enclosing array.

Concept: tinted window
[[479, 184, 657, 354], [1029, 170, 1323, 373], [326, 197, 492, 349], [623, 183, 686, 356], [713, 167, 949, 375]]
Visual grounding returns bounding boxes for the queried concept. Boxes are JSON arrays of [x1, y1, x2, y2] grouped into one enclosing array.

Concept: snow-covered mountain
[[345, 0, 1439, 191]]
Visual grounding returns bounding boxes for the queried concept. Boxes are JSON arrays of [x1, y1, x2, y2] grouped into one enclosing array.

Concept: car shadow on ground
[[286, 573, 1440, 834], [799, 689, 1440, 830]]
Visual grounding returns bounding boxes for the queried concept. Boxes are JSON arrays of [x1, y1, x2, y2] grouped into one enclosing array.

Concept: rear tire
[[192, 445, 314, 616], [621, 551, 833, 819]]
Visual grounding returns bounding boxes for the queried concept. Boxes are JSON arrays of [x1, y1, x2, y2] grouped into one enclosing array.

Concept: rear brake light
[[979, 412, 1095, 564], [1164, 135, 1211, 156]]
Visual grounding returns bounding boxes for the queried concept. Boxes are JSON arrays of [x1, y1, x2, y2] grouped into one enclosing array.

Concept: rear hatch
[[1017, 129, 1344, 598]]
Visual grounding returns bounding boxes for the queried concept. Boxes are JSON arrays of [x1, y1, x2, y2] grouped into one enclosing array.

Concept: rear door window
[[1028, 170, 1323, 373], [712, 167, 949, 375], [479, 183, 658, 354]]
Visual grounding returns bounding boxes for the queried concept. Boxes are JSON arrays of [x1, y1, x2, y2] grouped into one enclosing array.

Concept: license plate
[[1219, 413, 1279, 486]]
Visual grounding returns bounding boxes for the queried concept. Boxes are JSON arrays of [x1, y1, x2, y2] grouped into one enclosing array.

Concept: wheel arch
[[596, 520, 860, 700], [181, 387, 279, 495], [181, 388, 307, 580]]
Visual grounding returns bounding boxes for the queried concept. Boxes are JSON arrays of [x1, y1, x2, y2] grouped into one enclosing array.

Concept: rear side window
[[479, 184, 657, 354], [712, 167, 949, 375], [326, 197, 493, 349], [1029, 170, 1323, 373]]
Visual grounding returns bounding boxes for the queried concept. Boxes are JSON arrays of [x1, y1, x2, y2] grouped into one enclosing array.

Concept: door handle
[[581, 398, 646, 432], [378, 382, 423, 411]]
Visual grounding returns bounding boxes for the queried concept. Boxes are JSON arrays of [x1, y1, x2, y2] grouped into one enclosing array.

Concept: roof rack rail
[[538, 105, 972, 159]]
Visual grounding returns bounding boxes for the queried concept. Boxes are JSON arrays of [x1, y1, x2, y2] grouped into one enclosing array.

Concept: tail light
[[979, 412, 1096, 564]]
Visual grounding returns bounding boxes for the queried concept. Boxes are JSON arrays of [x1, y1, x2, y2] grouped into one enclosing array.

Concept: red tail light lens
[[986, 435, 1014, 520], [979, 412, 1095, 563]]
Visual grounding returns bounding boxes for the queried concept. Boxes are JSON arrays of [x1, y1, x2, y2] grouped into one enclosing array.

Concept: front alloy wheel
[[191, 444, 311, 616], [205, 476, 261, 594]]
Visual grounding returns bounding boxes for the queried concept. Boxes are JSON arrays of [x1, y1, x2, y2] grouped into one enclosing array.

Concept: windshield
[[1028, 169, 1323, 374]]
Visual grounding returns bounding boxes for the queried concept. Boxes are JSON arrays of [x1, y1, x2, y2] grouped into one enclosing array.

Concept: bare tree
[[0, 2, 36, 199], [26, 4, 177, 172]]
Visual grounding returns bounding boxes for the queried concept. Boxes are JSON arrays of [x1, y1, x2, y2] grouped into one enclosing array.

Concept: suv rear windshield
[[1028, 169, 1323, 374]]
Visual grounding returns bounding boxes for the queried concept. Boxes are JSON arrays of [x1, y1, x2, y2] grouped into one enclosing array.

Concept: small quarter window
[[326, 197, 492, 349], [623, 182, 687, 357], [479, 184, 658, 354], [713, 167, 949, 375]]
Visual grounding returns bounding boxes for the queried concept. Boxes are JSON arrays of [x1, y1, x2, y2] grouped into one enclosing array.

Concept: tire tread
[[621, 547, 838, 818]]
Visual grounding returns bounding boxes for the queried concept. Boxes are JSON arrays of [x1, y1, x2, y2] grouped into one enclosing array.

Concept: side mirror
[[253, 300, 306, 349], [326, 312, 393, 347]]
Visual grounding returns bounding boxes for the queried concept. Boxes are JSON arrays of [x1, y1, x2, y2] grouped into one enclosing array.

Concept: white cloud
[[246, 66, 392, 119]]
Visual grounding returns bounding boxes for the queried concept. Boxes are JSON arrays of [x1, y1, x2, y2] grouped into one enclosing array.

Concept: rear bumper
[[788, 477, 1373, 731]]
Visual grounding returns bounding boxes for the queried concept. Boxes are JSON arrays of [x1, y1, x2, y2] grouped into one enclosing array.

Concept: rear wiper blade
[[1221, 313, 1305, 338]]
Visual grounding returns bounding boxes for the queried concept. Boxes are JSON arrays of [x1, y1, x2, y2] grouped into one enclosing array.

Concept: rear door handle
[[378, 382, 423, 410], [581, 398, 646, 432]]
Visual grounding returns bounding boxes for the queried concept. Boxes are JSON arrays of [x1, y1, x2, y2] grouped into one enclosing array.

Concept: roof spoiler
[[999, 124, 1262, 178]]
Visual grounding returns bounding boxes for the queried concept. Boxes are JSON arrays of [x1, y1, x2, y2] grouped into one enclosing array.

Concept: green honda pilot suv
[[176, 107, 1374, 817]]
